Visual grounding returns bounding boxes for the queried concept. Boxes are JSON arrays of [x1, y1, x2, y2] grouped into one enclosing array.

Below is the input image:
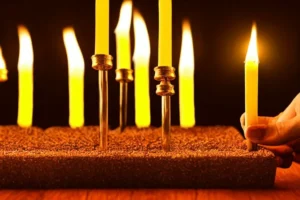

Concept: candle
[[95, 0, 109, 54], [179, 19, 195, 128], [63, 27, 85, 128], [133, 10, 151, 128], [0, 46, 8, 82], [17, 25, 34, 128], [115, 0, 132, 69], [158, 0, 172, 66], [245, 23, 259, 137]]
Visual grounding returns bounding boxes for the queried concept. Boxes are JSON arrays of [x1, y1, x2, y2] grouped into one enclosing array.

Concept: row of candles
[[0, 0, 259, 151], [0, 1, 194, 129]]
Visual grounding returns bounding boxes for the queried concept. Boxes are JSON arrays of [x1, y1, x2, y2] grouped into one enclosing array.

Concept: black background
[[0, 0, 299, 132]]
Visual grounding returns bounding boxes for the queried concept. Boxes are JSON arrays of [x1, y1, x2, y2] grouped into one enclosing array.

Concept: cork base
[[0, 126, 276, 188]]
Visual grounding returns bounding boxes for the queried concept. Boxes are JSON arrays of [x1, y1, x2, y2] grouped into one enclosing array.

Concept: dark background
[[0, 0, 299, 131]]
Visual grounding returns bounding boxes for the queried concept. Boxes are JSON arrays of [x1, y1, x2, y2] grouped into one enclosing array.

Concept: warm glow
[[17, 25, 34, 127], [133, 10, 151, 128], [63, 27, 85, 128], [0, 47, 8, 82], [179, 20, 195, 128], [245, 23, 259, 63], [245, 22, 259, 133], [0, 47, 6, 70], [115, 0, 132, 69]]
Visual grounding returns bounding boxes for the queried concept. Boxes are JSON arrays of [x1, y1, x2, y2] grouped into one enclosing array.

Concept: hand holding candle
[[245, 23, 259, 151]]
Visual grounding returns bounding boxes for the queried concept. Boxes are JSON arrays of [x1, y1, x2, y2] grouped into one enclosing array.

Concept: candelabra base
[[0, 126, 276, 188]]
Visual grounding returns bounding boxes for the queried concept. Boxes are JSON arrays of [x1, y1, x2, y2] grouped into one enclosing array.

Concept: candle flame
[[115, 0, 132, 34], [63, 27, 85, 128], [17, 25, 34, 127], [245, 23, 259, 63], [0, 47, 6, 70], [133, 10, 150, 61], [179, 19, 195, 128], [133, 10, 151, 128], [115, 0, 132, 69], [0, 47, 8, 82]]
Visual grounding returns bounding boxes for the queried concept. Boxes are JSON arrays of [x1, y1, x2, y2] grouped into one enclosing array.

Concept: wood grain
[[0, 163, 299, 200]]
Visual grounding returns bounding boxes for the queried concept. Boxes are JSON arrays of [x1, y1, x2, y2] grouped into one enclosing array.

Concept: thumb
[[246, 116, 300, 145]]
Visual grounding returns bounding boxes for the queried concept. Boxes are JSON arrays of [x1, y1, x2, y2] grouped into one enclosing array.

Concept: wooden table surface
[[0, 163, 299, 200]]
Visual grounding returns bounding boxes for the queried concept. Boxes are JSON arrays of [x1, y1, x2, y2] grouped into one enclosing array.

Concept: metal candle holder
[[91, 54, 113, 150], [154, 66, 175, 151], [115, 68, 133, 133], [0, 68, 8, 82]]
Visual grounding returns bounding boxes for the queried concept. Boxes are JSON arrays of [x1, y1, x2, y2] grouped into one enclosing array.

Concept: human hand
[[240, 93, 300, 168]]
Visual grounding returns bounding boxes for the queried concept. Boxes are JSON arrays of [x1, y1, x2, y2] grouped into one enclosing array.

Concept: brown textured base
[[0, 126, 276, 189]]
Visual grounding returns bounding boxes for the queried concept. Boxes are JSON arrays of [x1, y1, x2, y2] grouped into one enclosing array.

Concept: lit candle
[[179, 20, 195, 128], [245, 23, 259, 149], [17, 25, 34, 128], [0, 46, 8, 82], [95, 0, 109, 54], [63, 27, 85, 128], [158, 0, 172, 66], [115, 0, 132, 69], [133, 10, 151, 128]]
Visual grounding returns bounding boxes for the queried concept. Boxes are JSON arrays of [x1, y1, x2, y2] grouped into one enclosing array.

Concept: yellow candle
[[133, 10, 151, 128], [158, 0, 172, 66], [0, 46, 8, 82], [179, 20, 195, 128], [115, 0, 132, 69], [245, 23, 259, 128], [17, 26, 34, 128], [63, 27, 85, 128], [95, 0, 109, 54]]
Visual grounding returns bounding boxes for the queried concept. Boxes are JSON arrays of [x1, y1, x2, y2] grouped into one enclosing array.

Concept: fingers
[[240, 113, 275, 131], [246, 116, 300, 145], [260, 145, 294, 168], [287, 138, 300, 152], [261, 144, 293, 156], [276, 155, 294, 168], [294, 153, 300, 163], [277, 93, 300, 122]]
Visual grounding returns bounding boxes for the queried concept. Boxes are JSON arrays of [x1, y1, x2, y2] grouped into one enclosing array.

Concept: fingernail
[[246, 125, 267, 141]]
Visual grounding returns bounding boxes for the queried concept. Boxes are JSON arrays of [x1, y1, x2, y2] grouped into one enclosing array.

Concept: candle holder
[[0, 68, 8, 82], [154, 66, 175, 151], [91, 54, 113, 150], [115, 68, 134, 133]]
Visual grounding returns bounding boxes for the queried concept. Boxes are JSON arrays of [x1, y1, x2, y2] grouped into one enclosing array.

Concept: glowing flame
[[179, 20, 195, 128], [245, 23, 259, 63], [115, 0, 132, 34], [115, 0, 132, 69], [63, 27, 85, 128], [0, 47, 8, 82], [17, 25, 34, 127], [133, 10, 151, 128]]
